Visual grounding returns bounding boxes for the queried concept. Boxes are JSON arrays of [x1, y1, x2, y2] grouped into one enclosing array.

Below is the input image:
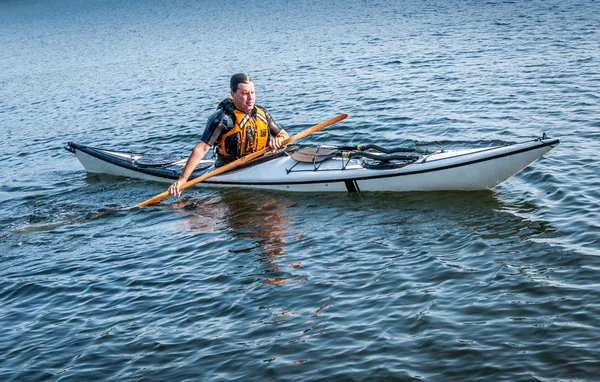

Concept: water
[[1, 0, 599, 380]]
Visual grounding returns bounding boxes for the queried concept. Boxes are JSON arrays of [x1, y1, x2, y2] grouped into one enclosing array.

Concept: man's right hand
[[168, 178, 187, 197], [168, 141, 210, 198]]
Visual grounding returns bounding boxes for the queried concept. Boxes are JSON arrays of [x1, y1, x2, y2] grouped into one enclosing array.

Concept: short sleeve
[[200, 109, 228, 146]]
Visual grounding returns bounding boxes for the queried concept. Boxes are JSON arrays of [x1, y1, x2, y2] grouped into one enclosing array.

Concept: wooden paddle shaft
[[135, 113, 348, 208]]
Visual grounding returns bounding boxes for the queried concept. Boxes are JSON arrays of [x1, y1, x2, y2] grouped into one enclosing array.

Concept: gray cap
[[230, 73, 252, 92]]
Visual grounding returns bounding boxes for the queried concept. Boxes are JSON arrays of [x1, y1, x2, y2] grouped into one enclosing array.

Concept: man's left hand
[[268, 136, 285, 152]]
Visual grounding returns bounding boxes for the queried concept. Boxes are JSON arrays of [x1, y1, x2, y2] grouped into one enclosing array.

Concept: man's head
[[230, 73, 255, 113]]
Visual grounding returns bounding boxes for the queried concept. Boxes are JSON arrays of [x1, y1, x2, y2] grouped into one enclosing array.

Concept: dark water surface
[[1, 0, 599, 380]]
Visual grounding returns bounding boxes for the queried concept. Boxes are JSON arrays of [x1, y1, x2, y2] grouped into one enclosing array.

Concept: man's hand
[[167, 141, 210, 198], [268, 136, 285, 152], [268, 131, 289, 152], [168, 178, 187, 197]]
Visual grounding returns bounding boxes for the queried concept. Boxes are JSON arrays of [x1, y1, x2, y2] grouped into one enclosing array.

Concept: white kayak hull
[[66, 137, 560, 192]]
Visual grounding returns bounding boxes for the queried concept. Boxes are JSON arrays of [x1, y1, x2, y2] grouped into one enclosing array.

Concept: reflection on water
[[172, 188, 557, 263], [175, 190, 292, 285], [168, 189, 341, 364]]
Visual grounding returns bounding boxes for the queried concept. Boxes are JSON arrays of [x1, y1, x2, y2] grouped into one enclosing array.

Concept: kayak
[[65, 135, 559, 192]]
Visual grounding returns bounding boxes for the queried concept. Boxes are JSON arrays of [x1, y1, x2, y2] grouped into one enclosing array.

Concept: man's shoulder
[[209, 100, 234, 123], [255, 104, 272, 116], [217, 98, 235, 114], [205, 108, 233, 133], [207, 108, 226, 122]]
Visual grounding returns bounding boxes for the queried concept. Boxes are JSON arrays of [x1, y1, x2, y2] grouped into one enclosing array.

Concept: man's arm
[[168, 141, 210, 197], [168, 110, 229, 197], [264, 108, 289, 151]]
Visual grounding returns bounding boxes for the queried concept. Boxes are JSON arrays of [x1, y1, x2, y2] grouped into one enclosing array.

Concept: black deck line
[[68, 139, 559, 187]]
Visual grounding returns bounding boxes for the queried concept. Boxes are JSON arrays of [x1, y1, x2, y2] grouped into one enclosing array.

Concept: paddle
[[134, 113, 348, 208]]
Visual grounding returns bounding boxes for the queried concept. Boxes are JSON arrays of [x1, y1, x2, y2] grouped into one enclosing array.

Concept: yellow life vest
[[219, 106, 270, 157]]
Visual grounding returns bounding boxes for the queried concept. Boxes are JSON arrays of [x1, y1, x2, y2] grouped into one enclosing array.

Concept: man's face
[[231, 81, 255, 113]]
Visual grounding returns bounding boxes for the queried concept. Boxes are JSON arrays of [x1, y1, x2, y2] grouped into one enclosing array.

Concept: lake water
[[1, 0, 599, 380]]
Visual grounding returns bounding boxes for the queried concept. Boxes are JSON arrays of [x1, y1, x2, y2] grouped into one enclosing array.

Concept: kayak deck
[[66, 136, 560, 192]]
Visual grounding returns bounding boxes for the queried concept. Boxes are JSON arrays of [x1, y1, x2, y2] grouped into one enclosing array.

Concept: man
[[168, 73, 289, 197]]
